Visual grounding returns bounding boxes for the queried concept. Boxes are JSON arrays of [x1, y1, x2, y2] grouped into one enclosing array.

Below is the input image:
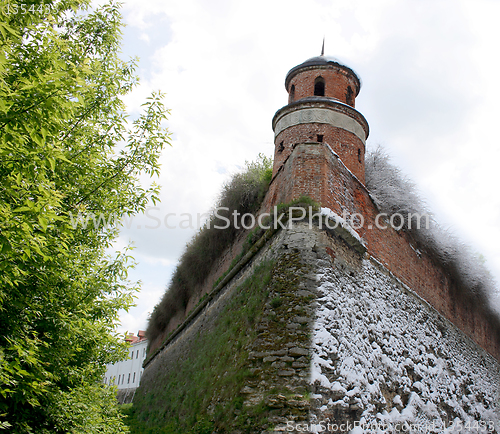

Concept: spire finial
[[321, 37, 325, 56]]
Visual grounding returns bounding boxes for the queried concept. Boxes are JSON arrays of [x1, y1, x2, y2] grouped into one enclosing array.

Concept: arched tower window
[[289, 84, 295, 103], [314, 77, 325, 96], [346, 86, 354, 106]]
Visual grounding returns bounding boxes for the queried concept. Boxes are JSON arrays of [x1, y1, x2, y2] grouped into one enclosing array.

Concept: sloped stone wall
[[134, 221, 500, 433], [305, 225, 500, 433], [132, 224, 320, 432]]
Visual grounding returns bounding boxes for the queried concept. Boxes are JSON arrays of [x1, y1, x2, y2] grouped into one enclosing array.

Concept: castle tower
[[271, 54, 369, 184]]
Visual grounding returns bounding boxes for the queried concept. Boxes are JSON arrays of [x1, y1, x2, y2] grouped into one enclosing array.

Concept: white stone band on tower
[[273, 106, 367, 144]]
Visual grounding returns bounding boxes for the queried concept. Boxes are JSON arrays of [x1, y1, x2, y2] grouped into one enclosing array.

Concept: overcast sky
[[106, 0, 500, 335]]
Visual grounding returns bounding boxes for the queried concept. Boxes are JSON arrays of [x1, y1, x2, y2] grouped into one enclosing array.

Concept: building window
[[128, 373, 131, 384], [314, 77, 325, 96], [136, 350, 139, 359], [317, 134, 323, 143], [289, 84, 295, 103], [346, 86, 354, 105], [278, 141, 284, 153], [358, 148, 362, 163], [133, 372, 136, 383], [130, 351, 133, 359]]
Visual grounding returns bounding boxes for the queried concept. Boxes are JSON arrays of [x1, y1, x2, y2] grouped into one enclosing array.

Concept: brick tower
[[272, 53, 369, 184], [265, 53, 370, 211]]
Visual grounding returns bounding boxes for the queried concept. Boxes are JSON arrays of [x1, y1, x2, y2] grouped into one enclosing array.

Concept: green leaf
[[38, 216, 49, 232], [47, 157, 55, 172]]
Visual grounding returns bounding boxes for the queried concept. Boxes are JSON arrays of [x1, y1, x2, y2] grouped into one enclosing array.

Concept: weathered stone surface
[[137, 221, 500, 432], [240, 386, 254, 394], [310, 227, 500, 428], [248, 351, 270, 360], [267, 416, 288, 424], [288, 399, 309, 409], [266, 394, 287, 408], [289, 347, 308, 357]]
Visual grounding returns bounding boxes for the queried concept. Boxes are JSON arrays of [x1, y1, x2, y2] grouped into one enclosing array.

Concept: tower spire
[[321, 37, 325, 56]]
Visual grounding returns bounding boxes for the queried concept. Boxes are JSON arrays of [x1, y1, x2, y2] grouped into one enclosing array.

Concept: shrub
[[365, 146, 499, 322]]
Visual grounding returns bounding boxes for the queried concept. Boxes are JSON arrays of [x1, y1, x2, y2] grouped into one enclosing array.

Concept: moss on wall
[[126, 260, 276, 433]]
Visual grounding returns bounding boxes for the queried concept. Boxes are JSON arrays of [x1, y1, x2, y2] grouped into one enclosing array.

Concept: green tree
[[0, 0, 170, 431]]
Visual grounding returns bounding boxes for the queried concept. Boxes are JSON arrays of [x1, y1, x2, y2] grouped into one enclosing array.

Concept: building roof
[[125, 330, 147, 344], [285, 55, 362, 94]]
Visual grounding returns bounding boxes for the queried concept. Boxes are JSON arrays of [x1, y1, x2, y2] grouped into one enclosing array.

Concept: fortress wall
[[137, 221, 500, 432], [137, 51, 500, 431], [134, 225, 321, 432]]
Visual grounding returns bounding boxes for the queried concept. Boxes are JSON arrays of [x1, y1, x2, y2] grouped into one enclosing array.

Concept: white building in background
[[104, 331, 148, 403]]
